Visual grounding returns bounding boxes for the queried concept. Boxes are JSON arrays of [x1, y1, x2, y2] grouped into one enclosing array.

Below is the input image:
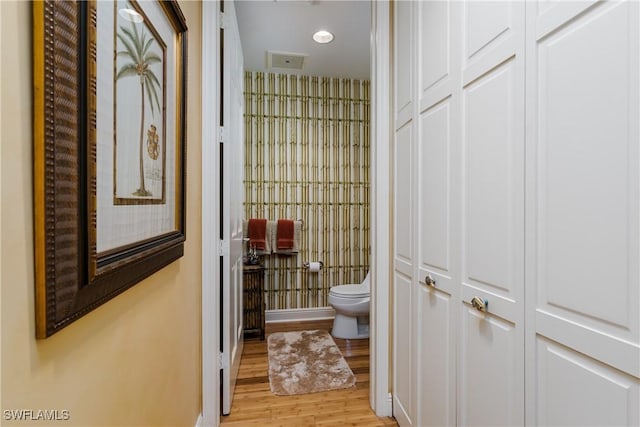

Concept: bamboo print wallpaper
[[244, 71, 370, 311]]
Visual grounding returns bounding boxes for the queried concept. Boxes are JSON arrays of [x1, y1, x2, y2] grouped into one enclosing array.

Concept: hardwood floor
[[220, 319, 398, 427]]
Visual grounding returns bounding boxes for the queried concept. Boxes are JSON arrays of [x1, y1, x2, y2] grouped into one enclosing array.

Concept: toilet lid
[[330, 284, 369, 298]]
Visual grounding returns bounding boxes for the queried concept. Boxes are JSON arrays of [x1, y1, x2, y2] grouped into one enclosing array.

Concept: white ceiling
[[235, 0, 371, 80]]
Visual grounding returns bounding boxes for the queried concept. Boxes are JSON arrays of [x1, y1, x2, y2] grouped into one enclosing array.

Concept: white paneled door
[[392, 1, 414, 425], [459, 2, 525, 425], [415, 1, 459, 426], [525, 1, 640, 425], [392, 0, 638, 426], [220, 0, 245, 416]]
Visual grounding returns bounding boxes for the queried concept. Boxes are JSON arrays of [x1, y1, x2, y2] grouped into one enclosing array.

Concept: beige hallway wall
[[0, 1, 203, 425]]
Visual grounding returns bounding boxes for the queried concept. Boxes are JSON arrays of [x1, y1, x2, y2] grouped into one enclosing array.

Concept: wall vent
[[266, 51, 307, 70]]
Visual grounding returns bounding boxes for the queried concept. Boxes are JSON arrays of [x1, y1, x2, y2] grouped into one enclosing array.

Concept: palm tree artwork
[[116, 17, 162, 198]]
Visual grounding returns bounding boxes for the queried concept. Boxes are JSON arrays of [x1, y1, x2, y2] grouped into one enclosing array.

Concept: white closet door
[[458, 2, 525, 426], [393, 1, 415, 425], [415, 1, 459, 426], [525, 1, 640, 425]]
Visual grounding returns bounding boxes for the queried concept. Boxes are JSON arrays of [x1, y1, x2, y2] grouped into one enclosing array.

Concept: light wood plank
[[220, 320, 398, 426]]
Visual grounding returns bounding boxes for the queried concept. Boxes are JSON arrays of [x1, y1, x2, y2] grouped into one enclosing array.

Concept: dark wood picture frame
[[33, 0, 188, 338]]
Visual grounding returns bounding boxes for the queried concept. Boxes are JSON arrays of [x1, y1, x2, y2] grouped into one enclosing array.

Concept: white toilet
[[328, 272, 371, 339]]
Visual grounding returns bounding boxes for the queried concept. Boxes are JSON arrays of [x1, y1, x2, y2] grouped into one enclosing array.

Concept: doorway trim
[[201, 1, 221, 426], [370, 0, 392, 417], [201, 0, 393, 423]]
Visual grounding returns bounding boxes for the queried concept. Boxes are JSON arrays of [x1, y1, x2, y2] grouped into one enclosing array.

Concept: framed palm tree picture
[[33, 0, 187, 338], [114, 0, 166, 204]]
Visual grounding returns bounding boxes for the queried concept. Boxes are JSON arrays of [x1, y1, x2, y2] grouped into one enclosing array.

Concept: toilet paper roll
[[308, 261, 322, 272]]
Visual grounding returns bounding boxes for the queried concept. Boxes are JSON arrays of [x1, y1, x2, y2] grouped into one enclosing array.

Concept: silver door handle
[[425, 274, 436, 288]]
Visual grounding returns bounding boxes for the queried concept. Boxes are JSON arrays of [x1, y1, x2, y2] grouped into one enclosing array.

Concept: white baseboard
[[265, 307, 336, 323], [194, 413, 203, 427]]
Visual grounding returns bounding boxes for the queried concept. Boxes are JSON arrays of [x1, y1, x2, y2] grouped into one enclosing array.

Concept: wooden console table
[[242, 264, 265, 340]]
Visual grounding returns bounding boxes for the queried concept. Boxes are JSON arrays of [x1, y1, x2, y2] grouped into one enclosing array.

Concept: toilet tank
[[362, 271, 371, 291]]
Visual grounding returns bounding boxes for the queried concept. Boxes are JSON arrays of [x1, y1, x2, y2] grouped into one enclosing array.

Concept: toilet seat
[[330, 284, 369, 298]]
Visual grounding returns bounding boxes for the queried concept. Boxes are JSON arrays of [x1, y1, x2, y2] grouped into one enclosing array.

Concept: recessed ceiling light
[[313, 30, 334, 44], [119, 8, 143, 23]]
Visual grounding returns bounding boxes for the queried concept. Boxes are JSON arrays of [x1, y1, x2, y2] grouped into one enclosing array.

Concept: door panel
[[536, 337, 640, 426], [463, 59, 522, 298], [395, 124, 413, 268], [535, 1, 599, 40], [536, 311, 639, 379], [395, 0, 413, 128], [526, 1, 640, 424], [462, 1, 519, 86], [393, 119, 414, 427], [535, 0, 639, 339], [465, 1, 511, 59], [527, 0, 640, 386], [417, 285, 455, 427], [460, 308, 521, 426], [419, 103, 451, 275], [393, 272, 414, 426], [419, 0, 450, 104]]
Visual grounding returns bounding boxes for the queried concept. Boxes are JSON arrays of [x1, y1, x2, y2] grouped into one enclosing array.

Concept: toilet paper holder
[[302, 261, 324, 269]]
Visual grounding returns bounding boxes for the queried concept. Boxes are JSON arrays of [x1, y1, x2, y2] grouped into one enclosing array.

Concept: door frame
[[201, 1, 221, 426], [200, 0, 393, 424], [370, 0, 392, 417]]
